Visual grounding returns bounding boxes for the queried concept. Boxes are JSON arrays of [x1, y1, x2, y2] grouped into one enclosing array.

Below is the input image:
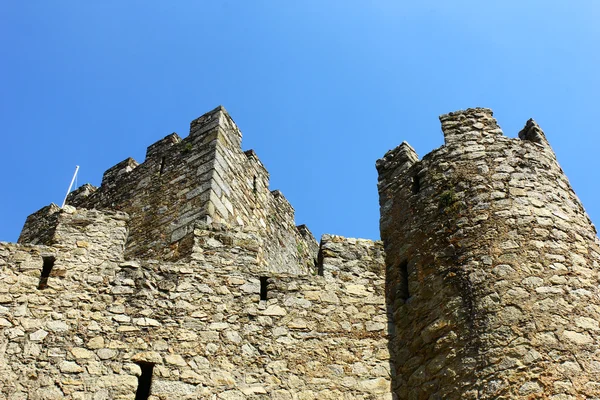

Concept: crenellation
[[66, 182, 97, 204], [375, 142, 419, 195], [100, 157, 140, 188], [18, 203, 62, 245], [4, 105, 599, 399], [518, 117, 549, 146], [270, 190, 294, 222], [145, 132, 182, 161], [244, 149, 270, 196], [439, 107, 504, 145]]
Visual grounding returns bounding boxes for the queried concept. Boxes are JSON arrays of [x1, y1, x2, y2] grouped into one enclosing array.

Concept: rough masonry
[[1, 106, 599, 399], [377, 108, 600, 399]]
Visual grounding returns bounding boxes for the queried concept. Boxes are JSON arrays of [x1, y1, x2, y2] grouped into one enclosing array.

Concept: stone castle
[[1, 106, 599, 399]]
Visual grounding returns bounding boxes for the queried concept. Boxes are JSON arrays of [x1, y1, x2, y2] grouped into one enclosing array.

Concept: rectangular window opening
[[38, 256, 55, 290], [253, 175, 258, 194], [259, 276, 269, 301], [316, 250, 324, 276], [411, 175, 421, 194], [398, 260, 410, 301], [135, 362, 155, 400], [159, 157, 166, 176]]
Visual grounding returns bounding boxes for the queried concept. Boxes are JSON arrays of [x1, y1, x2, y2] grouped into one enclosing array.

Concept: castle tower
[[19, 106, 318, 275], [377, 108, 600, 398]]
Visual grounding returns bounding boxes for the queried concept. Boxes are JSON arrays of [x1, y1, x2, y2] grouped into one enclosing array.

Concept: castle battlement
[[21, 106, 318, 275], [3, 107, 600, 399]]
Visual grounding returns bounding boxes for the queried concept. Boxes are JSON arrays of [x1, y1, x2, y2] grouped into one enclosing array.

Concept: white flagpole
[[61, 165, 80, 208]]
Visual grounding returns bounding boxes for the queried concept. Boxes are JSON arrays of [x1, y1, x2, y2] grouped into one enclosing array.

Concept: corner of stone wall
[[189, 105, 242, 150]]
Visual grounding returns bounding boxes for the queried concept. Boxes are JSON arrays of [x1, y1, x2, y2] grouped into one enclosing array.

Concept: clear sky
[[1, 1, 599, 243]]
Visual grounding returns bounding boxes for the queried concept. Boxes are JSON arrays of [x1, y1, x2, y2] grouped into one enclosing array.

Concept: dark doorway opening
[[135, 362, 155, 400]]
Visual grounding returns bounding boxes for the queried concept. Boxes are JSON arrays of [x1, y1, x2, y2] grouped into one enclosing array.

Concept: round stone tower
[[377, 108, 600, 399]]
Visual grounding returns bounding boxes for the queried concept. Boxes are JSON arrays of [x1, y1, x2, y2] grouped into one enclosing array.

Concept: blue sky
[[1, 1, 599, 242]]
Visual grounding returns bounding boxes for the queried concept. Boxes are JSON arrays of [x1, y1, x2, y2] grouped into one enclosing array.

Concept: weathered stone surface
[[60, 361, 84, 373], [164, 354, 187, 367], [0, 210, 388, 399], [3, 106, 598, 399], [71, 348, 94, 359], [29, 329, 48, 342], [377, 107, 600, 399], [131, 351, 163, 364]]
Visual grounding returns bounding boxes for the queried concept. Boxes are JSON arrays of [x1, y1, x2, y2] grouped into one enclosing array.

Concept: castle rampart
[[4, 105, 600, 399], [377, 107, 600, 398]]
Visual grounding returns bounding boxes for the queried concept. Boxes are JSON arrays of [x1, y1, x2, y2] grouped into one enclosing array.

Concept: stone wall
[[22, 106, 318, 275], [377, 108, 600, 399], [1, 221, 392, 399]]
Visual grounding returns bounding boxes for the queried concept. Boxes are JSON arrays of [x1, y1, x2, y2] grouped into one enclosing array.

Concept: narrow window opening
[[316, 250, 324, 277], [38, 256, 55, 290], [398, 260, 410, 301], [411, 174, 421, 194], [253, 175, 258, 194], [135, 362, 155, 400], [259, 277, 269, 301], [159, 157, 166, 176]]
